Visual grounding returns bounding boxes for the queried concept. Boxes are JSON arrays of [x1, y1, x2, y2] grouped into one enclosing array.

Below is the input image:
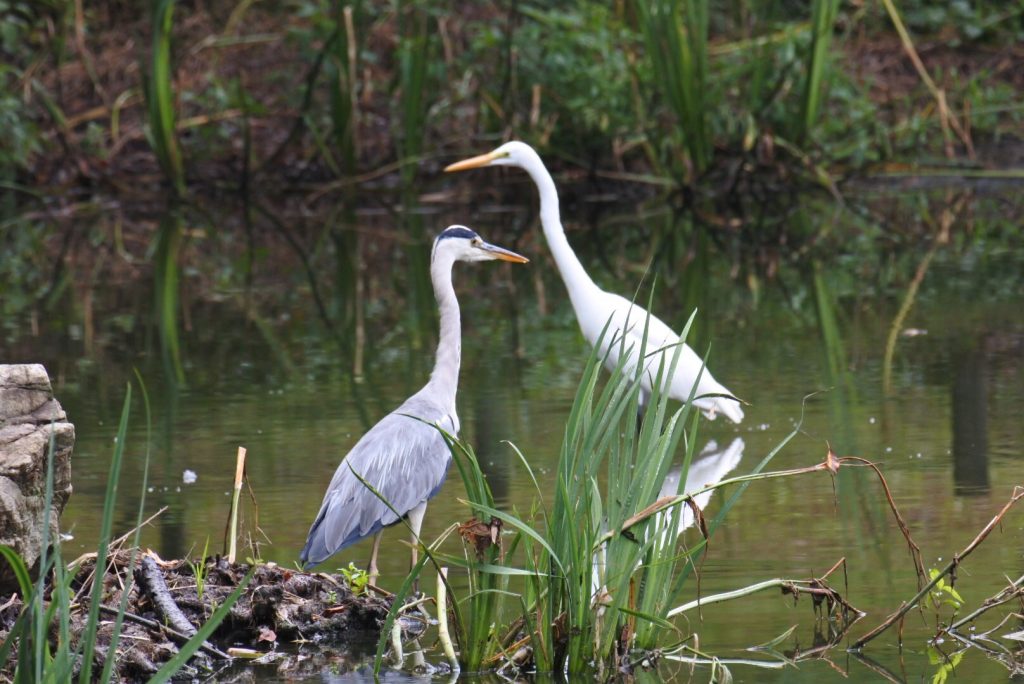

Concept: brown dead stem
[[835, 455, 927, 585], [880, 0, 975, 159], [947, 572, 1024, 634], [851, 486, 1024, 650], [882, 193, 967, 395], [780, 576, 863, 623], [97, 604, 231, 660], [69, 506, 169, 603]]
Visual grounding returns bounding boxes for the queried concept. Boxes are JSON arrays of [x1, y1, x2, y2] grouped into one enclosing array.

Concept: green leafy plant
[[927, 644, 964, 684], [395, 0, 433, 186], [339, 561, 370, 597], [187, 537, 212, 603], [927, 567, 965, 612]]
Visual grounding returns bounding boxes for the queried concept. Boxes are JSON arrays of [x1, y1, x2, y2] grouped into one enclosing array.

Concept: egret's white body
[[592, 438, 746, 596], [447, 142, 744, 422]]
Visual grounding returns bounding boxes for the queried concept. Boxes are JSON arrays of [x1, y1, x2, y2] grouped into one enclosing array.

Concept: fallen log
[[135, 555, 199, 638]]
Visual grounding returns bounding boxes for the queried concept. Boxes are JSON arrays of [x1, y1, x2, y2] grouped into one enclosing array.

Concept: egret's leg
[[407, 501, 428, 593], [367, 531, 383, 586], [636, 389, 649, 432]]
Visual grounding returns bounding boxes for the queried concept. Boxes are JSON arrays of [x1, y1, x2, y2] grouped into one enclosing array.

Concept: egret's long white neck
[[520, 153, 598, 306], [427, 251, 461, 412]]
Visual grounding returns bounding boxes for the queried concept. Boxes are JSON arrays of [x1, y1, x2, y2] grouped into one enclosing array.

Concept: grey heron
[[299, 225, 528, 578], [446, 142, 744, 423]]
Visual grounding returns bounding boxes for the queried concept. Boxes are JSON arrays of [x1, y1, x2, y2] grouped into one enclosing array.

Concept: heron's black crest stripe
[[436, 226, 478, 242]]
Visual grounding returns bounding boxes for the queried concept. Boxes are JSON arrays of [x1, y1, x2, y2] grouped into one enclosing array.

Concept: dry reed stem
[[851, 486, 1024, 650], [836, 455, 926, 584], [227, 446, 247, 563], [947, 572, 1024, 633], [97, 604, 231, 660], [880, 0, 975, 159], [882, 194, 966, 395], [69, 506, 170, 605]]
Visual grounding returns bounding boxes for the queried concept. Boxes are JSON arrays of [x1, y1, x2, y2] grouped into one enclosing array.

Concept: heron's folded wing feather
[[301, 405, 454, 565]]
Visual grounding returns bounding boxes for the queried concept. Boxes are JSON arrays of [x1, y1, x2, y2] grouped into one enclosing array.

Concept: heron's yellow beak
[[481, 242, 529, 264], [444, 150, 503, 172]]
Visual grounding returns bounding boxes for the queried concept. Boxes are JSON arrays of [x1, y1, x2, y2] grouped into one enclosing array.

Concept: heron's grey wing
[[300, 404, 455, 567]]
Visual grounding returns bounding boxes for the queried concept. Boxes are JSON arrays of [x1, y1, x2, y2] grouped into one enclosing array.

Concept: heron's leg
[[367, 531, 383, 586], [407, 501, 428, 593]]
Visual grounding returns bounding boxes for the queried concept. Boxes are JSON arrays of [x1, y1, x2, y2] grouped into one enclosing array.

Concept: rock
[[0, 364, 75, 593]]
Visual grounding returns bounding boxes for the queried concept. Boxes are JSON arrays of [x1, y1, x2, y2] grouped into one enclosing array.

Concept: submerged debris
[[0, 548, 396, 681]]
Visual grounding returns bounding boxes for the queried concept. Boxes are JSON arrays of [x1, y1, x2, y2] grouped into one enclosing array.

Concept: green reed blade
[[77, 384, 131, 684]]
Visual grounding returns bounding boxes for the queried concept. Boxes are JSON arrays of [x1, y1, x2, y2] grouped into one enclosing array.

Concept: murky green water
[[2, 186, 1023, 681]]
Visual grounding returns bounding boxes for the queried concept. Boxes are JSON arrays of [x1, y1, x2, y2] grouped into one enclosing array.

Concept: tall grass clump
[[0, 383, 250, 682], [638, 0, 712, 177], [374, 301, 791, 676], [328, 3, 360, 175], [797, 0, 841, 141], [395, 0, 432, 186], [145, 0, 185, 195], [527, 312, 696, 674]]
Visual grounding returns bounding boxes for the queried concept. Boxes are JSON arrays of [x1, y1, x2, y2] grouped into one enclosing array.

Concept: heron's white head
[[431, 225, 529, 264], [444, 141, 540, 173]]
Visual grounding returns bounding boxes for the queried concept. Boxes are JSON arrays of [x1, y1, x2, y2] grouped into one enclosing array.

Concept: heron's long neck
[[427, 254, 460, 413], [524, 157, 598, 305]]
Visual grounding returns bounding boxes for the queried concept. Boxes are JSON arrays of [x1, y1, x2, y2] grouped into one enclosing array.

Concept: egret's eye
[[472, 238, 483, 247]]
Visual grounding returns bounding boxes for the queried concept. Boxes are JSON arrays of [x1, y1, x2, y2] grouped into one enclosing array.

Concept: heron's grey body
[[299, 226, 526, 571], [299, 396, 457, 567]]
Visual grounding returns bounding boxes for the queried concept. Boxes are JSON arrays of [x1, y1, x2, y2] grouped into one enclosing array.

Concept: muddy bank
[[0, 548, 400, 681]]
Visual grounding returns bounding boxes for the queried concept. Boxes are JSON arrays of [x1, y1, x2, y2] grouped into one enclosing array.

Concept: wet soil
[[0, 548, 398, 681]]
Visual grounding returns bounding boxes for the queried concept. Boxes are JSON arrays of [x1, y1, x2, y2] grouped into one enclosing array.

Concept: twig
[[838, 456, 926, 584], [948, 573, 1024, 633], [882, 195, 964, 395], [69, 507, 170, 603], [593, 460, 833, 549], [851, 486, 1024, 650], [848, 651, 906, 684], [68, 506, 169, 570], [389, 620, 404, 665], [667, 572, 863, 619], [880, 0, 975, 159], [98, 605, 231, 660]]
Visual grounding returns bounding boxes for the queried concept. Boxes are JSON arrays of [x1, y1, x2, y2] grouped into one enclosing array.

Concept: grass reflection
[[153, 210, 185, 386]]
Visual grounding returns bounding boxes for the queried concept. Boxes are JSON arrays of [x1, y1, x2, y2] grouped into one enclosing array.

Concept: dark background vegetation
[[3, 0, 1022, 196], [2, 0, 1022, 354]]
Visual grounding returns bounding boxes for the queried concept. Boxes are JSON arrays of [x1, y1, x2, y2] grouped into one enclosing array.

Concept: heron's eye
[[472, 238, 482, 247]]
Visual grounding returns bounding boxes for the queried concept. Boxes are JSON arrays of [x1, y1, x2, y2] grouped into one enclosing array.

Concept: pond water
[[2, 182, 1023, 681]]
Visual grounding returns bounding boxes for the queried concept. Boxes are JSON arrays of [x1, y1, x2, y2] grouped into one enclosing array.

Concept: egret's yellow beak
[[481, 241, 529, 264], [444, 150, 504, 172]]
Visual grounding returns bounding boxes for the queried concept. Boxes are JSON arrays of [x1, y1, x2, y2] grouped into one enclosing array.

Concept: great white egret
[[446, 141, 744, 423], [300, 226, 528, 578]]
